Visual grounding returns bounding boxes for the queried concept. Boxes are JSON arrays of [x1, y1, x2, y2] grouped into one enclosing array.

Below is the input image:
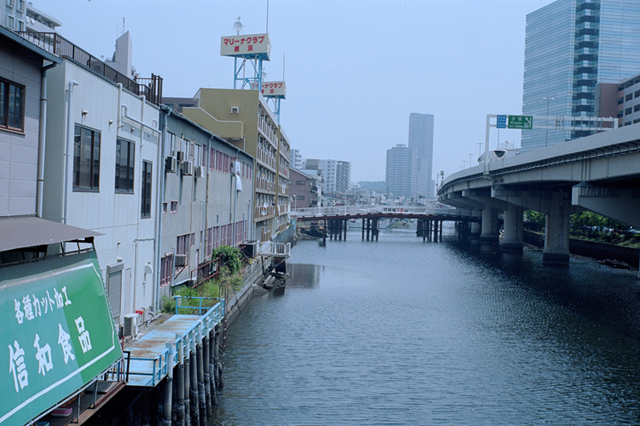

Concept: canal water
[[213, 227, 640, 425]]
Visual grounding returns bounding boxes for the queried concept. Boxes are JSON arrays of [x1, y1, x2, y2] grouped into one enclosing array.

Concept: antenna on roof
[[283, 53, 285, 80], [122, 17, 125, 35], [266, 0, 269, 33]]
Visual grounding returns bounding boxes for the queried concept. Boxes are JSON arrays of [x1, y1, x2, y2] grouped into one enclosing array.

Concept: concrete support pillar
[[501, 204, 524, 252], [184, 353, 191, 426], [189, 339, 199, 426], [197, 341, 207, 425], [480, 205, 500, 244], [203, 334, 212, 419], [361, 218, 365, 240], [543, 192, 571, 265], [176, 334, 185, 426]]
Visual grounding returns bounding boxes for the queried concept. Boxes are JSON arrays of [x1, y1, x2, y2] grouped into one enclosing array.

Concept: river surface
[[213, 227, 640, 425]]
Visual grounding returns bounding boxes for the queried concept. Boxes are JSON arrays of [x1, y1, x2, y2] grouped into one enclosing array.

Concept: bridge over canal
[[438, 122, 640, 265], [291, 205, 478, 243]]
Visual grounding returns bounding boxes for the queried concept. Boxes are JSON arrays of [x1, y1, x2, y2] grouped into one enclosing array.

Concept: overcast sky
[[42, 0, 552, 183]]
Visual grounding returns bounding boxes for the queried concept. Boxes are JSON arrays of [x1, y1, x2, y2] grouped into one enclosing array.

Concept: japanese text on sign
[[220, 33, 271, 58]]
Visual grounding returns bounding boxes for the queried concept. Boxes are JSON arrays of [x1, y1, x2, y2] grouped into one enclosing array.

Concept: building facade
[[158, 108, 254, 297], [183, 88, 290, 242], [40, 33, 164, 327], [386, 144, 418, 199], [408, 112, 434, 197], [1, 0, 61, 33], [304, 158, 350, 195], [290, 168, 320, 208], [522, 0, 640, 152]]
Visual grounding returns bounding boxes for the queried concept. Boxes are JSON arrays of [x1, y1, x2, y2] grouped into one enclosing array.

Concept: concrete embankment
[[523, 230, 639, 268]]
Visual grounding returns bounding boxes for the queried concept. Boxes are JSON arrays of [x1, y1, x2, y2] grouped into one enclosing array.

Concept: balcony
[[255, 205, 277, 220], [258, 117, 277, 147], [17, 31, 163, 105], [257, 148, 276, 170], [256, 177, 275, 193]]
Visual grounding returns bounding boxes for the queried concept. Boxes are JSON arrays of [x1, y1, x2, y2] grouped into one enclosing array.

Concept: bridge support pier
[[501, 204, 524, 253], [543, 192, 571, 265], [480, 206, 500, 245]]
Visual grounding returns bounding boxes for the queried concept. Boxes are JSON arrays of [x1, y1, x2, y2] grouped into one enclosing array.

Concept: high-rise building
[[290, 148, 304, 169], [522, 0, 640, 152], [408, 113, 434, 197], [304, 159, 351, 194], [385, 144, 419, 199]]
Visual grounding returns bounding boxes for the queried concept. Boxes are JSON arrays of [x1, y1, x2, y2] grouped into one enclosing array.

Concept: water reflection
[[214, 229, 640, 425]]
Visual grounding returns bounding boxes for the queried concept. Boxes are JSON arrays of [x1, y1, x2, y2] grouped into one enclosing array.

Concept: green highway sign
[[0, 251, 122, 426], [507, 115, 533, 129]]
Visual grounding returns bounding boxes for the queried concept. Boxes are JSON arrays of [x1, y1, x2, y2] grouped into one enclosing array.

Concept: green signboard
[[507, 115, 533, 129], [0, 251, 123, 426]]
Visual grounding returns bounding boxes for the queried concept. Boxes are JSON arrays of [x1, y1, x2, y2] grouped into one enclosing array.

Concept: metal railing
[[259, 241, 290, 256], [290, 204, 471, 218], [127, 299, 225, 387], [17, 31, 163, 105]]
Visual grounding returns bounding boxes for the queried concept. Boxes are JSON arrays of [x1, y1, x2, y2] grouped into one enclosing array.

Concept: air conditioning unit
[[165, 156, 177, 173], [123, 313, 138, 338], [174, 254, 187, 267], [194, 165, 205, 179], [230, 106, 240, 114], [182, 161, 194, 176], [176, 151, 185, 162]]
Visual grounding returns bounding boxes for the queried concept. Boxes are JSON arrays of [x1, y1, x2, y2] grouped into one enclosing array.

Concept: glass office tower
[[522, 0, 640, 152], [407, 113, 434, 198]]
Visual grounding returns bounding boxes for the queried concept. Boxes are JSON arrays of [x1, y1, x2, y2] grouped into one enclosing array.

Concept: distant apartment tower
[[408, 113, 434, 197], [1, 0, 61, 32], [304, 159, 351, 194], [522, 0, 640, 152], [386, 144, 419, 198], [290, 148, 304, 169]]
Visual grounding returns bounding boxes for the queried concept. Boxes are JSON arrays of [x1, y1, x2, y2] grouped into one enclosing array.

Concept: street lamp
[[543, 96, 555, 147]]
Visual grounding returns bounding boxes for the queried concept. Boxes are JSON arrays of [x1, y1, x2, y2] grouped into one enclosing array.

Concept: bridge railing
[[291, 205, 473, 218]]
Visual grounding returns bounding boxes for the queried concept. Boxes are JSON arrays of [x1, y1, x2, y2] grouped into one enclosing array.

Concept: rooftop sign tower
[[220, 18, 271, 91]]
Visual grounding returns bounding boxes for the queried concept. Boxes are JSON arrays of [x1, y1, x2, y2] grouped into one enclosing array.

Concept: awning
[[0, 216, 102, 252]]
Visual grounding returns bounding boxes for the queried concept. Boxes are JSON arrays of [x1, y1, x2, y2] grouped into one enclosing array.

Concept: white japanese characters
[[75, 317, 92, 354], [13, 286, 72, 324], [57, 324, 75, 364], [8, 341, 28, 393]]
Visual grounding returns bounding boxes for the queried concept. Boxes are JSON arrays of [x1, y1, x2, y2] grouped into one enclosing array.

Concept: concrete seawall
[[523, 230, 639, 268]]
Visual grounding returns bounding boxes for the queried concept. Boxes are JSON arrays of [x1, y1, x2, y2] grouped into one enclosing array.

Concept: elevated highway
[[438, 124, 640, 264]]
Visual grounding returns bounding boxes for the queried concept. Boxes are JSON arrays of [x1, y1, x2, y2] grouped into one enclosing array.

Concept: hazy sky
[[41, 0, 552, 182]]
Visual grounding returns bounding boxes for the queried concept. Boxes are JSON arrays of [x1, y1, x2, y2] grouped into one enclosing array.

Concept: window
[[17, 0, 24, 11], [297, 180, 306, 185], [625, 107, 632, 116], [6, 15, 14, 29], [626, 93, 633, 101], [176, 233, 194, 268], [6, 0, 14, 8], [160, 255, 173, 288], [162, 202, 168, 213], [297, 195, 305, 200], [171, 201, 178, 212], [73, 125, 100, 191], [0, 79, 25, 132], [635, 105, 640, 113], [115, 138, 135, 193], [17, 20, 24, 31], [209, 147, 216, 170], [141, 161, 152, 218]]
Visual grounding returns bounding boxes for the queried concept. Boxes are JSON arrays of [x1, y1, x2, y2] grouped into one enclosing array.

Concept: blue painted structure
[[126, 299, 225, 387]]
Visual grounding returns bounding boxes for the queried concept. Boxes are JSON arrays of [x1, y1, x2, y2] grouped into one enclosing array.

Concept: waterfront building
[[522, 0, 640, 152], [158, 107, 254, 295], [0, 26, 123, 426], [385, 144, 419, 199], [408, 113, 434, 198], [183, 88, 291, 242], [290, 168, 321, 208], [36, 29, 164, 327]]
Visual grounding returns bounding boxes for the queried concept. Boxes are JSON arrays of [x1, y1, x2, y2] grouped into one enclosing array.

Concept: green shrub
[[212, 245, 243, 274]]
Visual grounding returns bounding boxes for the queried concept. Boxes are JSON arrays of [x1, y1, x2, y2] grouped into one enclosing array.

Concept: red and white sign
[[221, 33, 271, 59], [250, 81, 286, 98]]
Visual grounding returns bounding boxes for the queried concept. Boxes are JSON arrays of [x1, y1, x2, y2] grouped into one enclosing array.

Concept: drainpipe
[[36, 62, 58, 218], [155, 107, 172, 314], [62, 80, 79, 224], [121, 104, 160, 135]]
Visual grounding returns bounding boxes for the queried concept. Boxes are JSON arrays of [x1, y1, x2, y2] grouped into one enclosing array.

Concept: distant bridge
[[291, 205, 478, 242]]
